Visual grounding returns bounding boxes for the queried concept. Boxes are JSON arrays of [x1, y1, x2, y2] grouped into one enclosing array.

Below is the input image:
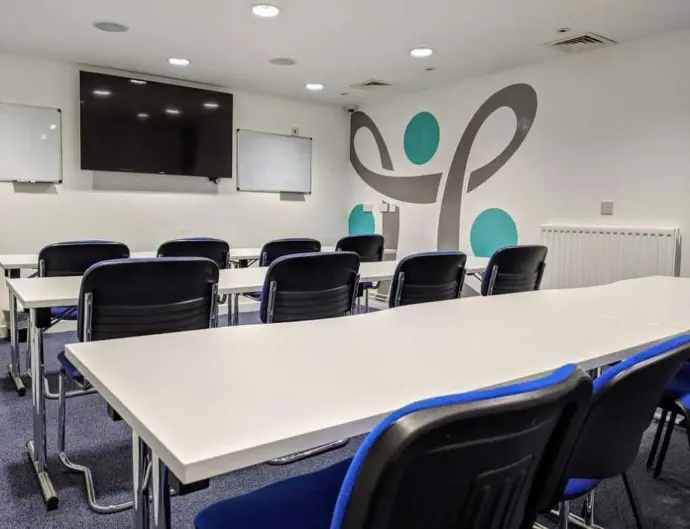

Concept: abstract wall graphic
[[404, 112, 440, 165], [470, 208, 518, 257], [348, 204, 376, 235], [350, 83, 538, 252]]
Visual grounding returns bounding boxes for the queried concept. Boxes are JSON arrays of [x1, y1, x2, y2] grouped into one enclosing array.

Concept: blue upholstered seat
[[663, 362, 690, 399], [562, 478, 600, 500], [51, 306, 78, 320], [195, 363, 590, 529], [56, 352, 82, 380]]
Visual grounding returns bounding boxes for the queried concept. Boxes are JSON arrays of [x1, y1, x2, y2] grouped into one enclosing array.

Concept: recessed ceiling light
[[165, 108, 181, 115], [92, 89, 112, 97], [93, 21, 129, 33], [137, 113, 149, 119], [130, 79, 147, 85], [410, 47, 433, 58], [252, 4, 280, 17], [49, 124, 57, 130], [168, 58, 190, 67], [306, 83, 324, 91], [269, 57, 296, 66], [203, 102, 220, 109]]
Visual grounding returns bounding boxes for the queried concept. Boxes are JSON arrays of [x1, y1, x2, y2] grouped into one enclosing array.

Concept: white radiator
[[540, 224, 681, 289]]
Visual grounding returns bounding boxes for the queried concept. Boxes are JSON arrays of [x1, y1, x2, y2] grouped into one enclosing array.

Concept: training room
[[1, 1, 690, 528]]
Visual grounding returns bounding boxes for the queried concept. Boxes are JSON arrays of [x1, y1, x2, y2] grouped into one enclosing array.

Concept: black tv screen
[[80, 71, 233, 178]]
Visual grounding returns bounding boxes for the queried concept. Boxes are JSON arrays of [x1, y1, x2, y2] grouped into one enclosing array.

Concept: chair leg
[[647, 407, 669, 469], [559, 501, 570, 529], [654, 409, 677, 478], [267, 439, 348, 465], [57, 369, 133, 514], [364, 289, 369, 312], [622, 472, 645, 529], [582, 490, 595, 527]]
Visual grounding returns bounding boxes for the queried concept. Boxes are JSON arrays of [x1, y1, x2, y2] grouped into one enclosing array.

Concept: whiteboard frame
[[236, 128, 312, 194], [0, 101, 63, 184]]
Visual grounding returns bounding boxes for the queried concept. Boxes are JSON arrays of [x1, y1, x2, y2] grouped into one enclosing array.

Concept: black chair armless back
[[562, 336, 690, 482], [481, 245, 547, 296], [157, 238, 230, 269], [334, 365, 592, 529], [77, 258, 220, 342], [259, 238, 321, 267], [389, 251, 467, 308], [259, 252, 360, 323], [335, 235, 385, 263]]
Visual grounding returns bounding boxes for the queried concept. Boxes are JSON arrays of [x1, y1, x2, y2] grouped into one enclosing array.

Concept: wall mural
[[349, 83, 538, 256]]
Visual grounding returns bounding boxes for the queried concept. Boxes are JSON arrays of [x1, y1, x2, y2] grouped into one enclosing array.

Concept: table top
[[0, 247, 397, 270], [5, 257, 489, 309], [66, 276, 686, 484]]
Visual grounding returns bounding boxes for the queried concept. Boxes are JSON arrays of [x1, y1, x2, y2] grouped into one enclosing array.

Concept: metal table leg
[[151, 454, 171, 529], [231, 293, 240, 326], [133, 432, 151, 529], [6, 273, 26, 395], [27, 308, 58, 510]]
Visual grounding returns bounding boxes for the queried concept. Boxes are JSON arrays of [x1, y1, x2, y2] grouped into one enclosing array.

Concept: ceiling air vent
[[545, 32, 617, 53], [351, 79, 392, 91]]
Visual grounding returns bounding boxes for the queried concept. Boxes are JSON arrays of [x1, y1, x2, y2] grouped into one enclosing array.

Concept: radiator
[[540, 224, 681, 289]]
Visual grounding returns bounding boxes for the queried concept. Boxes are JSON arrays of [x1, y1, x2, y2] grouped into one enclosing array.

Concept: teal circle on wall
[[404, 112, 440, 165], [348, 204, 376, 235], [470, 208, 518, 257]]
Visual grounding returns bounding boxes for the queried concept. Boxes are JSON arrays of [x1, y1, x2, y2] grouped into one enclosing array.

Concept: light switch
[[600, 201, 614, 216], [379, 202, 389, 213]]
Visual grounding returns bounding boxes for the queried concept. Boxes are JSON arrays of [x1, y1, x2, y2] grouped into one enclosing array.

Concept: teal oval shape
[[348, 204, 375, 235], [470, 208, 518, 257], [404, 112, 440, 165]]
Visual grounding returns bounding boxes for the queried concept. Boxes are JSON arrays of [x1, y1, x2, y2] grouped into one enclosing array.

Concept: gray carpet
[[0, 313, 689, 528]]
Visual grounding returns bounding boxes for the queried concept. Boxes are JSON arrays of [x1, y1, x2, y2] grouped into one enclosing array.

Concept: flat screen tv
[[80, 71, 233, 179]]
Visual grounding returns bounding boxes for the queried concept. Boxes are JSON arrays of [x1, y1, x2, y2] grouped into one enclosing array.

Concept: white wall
[[349, 29, 690, 272], [0, 54, 350, 324]]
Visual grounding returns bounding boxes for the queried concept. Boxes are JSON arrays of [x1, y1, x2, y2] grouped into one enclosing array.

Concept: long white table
[[4, 255, 488, 510], [62, 276, 690, 528]]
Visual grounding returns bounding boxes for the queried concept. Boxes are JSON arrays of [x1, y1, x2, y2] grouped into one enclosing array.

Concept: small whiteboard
[[237, 129, 311, 193], [0, 102, 62, 183]]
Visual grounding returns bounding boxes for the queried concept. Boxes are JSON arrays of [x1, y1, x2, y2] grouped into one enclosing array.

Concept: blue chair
[[56, 257, 220, 513], [389, 251, 467, 308], [335, 235, 384, 312], [552, 335, 690, 529], [645, 361, 690, 478], [261, 251, 360, 463], [481, 245, 547, 296], [157, 237, 230, 269], [195, 364, 592, 529]]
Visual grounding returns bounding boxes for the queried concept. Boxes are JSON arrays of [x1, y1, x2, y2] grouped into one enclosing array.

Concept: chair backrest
[[259, 238, 321, 267], [481, 245, 547, 296], [389, 251, 467, 308], [259, 252, 360, 324], [331, 365, 592, 529], [336, 235, 385, 263], [38, 240, 130, 277], [562, 335, 690, 481], [157, 238, 230, 269], [77, 258, 220, 342]]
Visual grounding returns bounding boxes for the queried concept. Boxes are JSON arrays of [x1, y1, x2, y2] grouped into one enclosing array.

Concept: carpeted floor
[[0, 312, 689, 528]]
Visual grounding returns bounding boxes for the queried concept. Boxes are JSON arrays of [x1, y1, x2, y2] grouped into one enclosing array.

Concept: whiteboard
[[237, 129, 311, 193], [0, 102, 62, 183]]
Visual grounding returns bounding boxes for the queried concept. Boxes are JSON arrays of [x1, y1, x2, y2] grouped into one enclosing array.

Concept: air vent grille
[[546, 32, 617, 53], [351, 79, 392, 91]]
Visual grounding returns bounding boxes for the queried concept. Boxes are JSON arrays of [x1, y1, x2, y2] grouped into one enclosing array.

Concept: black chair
[[336, 234, 384, 313], [389, 251, 467, 308], [481, 245, 547, 296], [157, 237, 230, 269], [552, 335, 690, 529], [259, 238, 322, 267], [56, 257, 219, 513], [259, 251, 360, 463], [194, 364, 592, 529]]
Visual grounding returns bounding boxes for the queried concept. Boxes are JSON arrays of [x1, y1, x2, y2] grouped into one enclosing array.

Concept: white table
[[5, 255, 488, 510], [63, 277, 689, 528]]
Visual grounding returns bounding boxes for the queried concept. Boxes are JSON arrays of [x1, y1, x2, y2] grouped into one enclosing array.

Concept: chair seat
[[57, 351, 83, 380], [51, 306, 78, 320], [194, 458, 351, 529], [562, 478, 600, 500], [663, 367, 690, 400]]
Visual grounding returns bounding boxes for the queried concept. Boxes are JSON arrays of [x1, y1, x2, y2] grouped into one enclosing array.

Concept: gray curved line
[[437, 83, 538, 250], [350, 111, 442, 204]]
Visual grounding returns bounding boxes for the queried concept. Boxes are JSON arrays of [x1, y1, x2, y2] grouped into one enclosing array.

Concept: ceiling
[[1, 0, 690, 105]]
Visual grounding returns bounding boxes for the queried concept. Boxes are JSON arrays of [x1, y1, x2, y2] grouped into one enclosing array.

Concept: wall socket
[[600, 200, 614, 216], [291, 127, 299, 135]]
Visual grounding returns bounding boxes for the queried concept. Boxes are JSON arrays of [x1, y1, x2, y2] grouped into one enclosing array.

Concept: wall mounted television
[[80, 71, 233, 179]]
